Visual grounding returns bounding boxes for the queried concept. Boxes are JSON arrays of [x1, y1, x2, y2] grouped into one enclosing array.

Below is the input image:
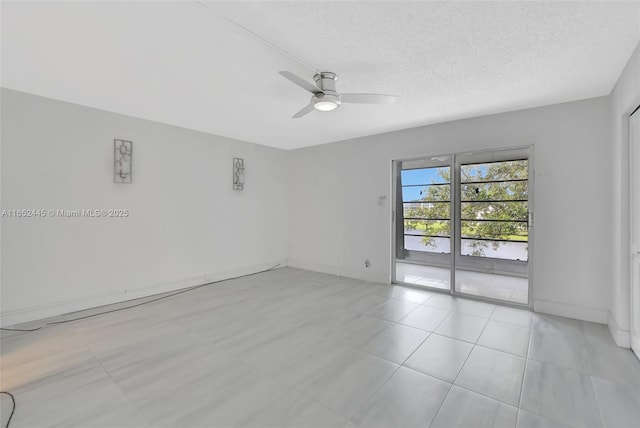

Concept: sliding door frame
[[391, 145, 534, 309]]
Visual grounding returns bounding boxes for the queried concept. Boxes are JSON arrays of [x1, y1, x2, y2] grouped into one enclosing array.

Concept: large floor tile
[[96, 334, 234, 391], [398, 305, 450, 332], [179, 312, 270, 347], [404, 333, 473, 382], [0, 394, 12, 428], [301, 350, 399, 419], [350, 366, 450, 428], [580, 321, 617, 347], [151, 374, 290, 427], [520, 360, 602, 427], [516, 410, 568, 428], [477, 320, 531, 357], [0, 329, 97, 391], [491, 306, 533, 328], [106, 349, 260, 422], [239, 327, 326, 375], [395, 288, 435, 304], [365, 299, 419, 322], [528, 329, 589, 372], [431, 386, 518, 428], [532, 314, 582, 338], [241, 390, 347, 428], [292, 308, 363, 341], [7, 360, 149, 428], [585, 341, 640, 386], [359, 324, 429, 364], [345, 294, 390, 314], [422, 294, 458, 311], [276, 340, 356, 388], [373, 285, 411, 300], [591, 375, 640, 428], [325, 315, 393, 348], [454, 299, 497, 318], [435, 312, 488, 343], [455, 346, 526, 406]]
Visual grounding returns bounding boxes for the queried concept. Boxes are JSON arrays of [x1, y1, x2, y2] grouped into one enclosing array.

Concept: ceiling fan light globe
[[314, 100, 338, 111]]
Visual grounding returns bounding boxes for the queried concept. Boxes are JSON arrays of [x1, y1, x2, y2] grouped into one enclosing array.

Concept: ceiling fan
[[279, 71, 397, 118]]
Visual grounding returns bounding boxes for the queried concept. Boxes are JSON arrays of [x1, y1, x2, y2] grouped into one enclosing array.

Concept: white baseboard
[[607, 312, 631, 348], [0, 260, 287, 328], [287, 259, 389, 284], [533, 299, 608, 324]]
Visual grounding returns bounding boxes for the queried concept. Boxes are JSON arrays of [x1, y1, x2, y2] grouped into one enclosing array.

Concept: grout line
[[279, 382, 351, 426], [345, 299, 449, 426], [347, 328, 435, 426], [344, 358, 401, 425], [587, 374, 608, 428], [524, 350, 596, 377], [399, 333, 433, 367], [427, 386, 456, 428], [473, 342, 528, 359], [441, 382, 521, 410], [427, 309, 495, 427], [514, 326, 587, 428], [516, 318, 535, 424]]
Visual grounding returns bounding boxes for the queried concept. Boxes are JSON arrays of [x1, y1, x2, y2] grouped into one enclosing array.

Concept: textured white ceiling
[[2, 1, 639, 149]]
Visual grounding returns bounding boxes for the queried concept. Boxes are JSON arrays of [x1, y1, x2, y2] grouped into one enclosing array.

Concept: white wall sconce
[[233, 157, 244, 190], [114, 139, 132, 183]]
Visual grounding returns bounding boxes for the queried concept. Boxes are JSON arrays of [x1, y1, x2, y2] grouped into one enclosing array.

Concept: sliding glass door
[[393, 147, 531, 306], [394, 157, 452, 290], [454, 149, 530, 304]]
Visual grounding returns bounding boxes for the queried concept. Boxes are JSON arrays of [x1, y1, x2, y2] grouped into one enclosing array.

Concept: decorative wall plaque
[[114, 139, 132, 183], [233, 157, 244, 190]]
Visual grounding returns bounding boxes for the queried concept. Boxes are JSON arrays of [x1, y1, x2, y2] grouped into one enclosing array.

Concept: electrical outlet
[[364, 259, 371, 268]]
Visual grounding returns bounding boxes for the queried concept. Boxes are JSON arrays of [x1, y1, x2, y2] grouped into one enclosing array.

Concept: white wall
[[610, 41, 640, 346], [288, 97, 612, 323], [0, 89, 288, 326]]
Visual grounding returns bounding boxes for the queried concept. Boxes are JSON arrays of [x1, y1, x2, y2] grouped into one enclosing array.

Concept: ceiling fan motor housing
[[313, 72, 340, 108]]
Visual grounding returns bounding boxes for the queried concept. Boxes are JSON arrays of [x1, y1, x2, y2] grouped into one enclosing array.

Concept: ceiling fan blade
[[292, 103, 315, 118], [279, 71, 319, 94], [340, 93, 397, 104]]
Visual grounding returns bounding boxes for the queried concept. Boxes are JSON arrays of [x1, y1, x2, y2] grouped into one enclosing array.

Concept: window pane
[[404, 236, 451, 253], [461, 220, 528, 241], [402, 185, 450, 202], [404, 220, 450, 236], [404, 203, 450, 220], [461, 239, 528, 261], [461, 160, 528, 182], [401, 167, 450, 186], [461, 181, 527, 201], [461, 201, 528, 222]]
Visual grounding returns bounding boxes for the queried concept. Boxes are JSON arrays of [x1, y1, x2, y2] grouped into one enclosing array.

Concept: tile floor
[[395, 262, 529, 304], [1, 267, 639, 427]]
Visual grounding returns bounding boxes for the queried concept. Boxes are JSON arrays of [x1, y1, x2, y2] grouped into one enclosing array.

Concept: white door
[[630, 110, 640, 357]]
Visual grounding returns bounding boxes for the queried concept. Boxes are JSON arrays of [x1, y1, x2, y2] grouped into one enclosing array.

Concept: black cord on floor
[[0, 391, 15, 428], [0, 264, 281, 333], [0, 326, 42, 332]]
